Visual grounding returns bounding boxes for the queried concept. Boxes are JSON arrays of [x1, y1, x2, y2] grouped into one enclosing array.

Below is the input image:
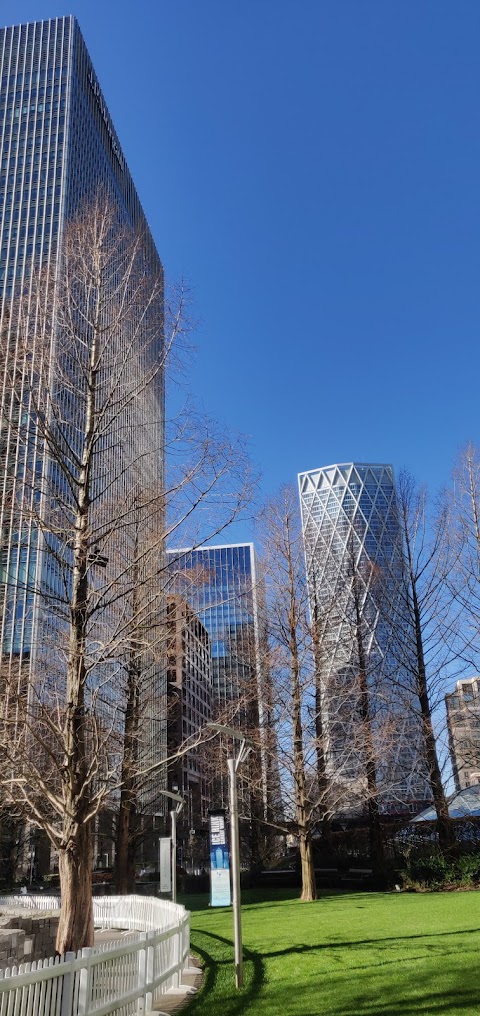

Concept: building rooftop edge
[[298, 462, 394, 479], [1, 15, 77, 31], [167, 542, 255, 553], [446, 676, 480, 697]]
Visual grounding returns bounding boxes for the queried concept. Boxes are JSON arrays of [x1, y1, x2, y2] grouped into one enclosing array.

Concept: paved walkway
[[153, 955, 203, 1014]]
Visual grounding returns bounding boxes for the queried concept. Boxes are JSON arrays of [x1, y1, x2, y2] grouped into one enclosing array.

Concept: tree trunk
[[292, 641, 316, 902], [418, 679, 455, 854], [352, 566, 385, 871], [115, 791, 137, 893], [115, 523, 141, 894], [310, 587, 333, 852], [115, 655, 140, 893], [314, 661, 333, 850], [58, 318, 97, 951], [299, 829, 316, 901], [56, 819, 94, 953], [286, 513, 317, 903], [358, 669, 384, 870], [404, 528, 455, 855]]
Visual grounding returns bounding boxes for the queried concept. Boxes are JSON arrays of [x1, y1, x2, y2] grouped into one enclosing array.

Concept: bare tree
[[350, 547, 385, 867], [0, 192, 168, 950], [0, 794, 27, 887], [256, 487, 365, 900], [113, 414, 256, 893], [441, 444, 480, 792], [385, 471, 460, 853], [0, 191, 253, 950], [308, 530, 406, 871], [307, 579, 334, 851], [260, 488, 317, 899], [449, 443, 480, 668]]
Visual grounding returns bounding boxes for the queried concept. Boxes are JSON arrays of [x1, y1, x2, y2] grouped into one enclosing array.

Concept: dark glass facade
[[167, 543, 273, 814], [0, 18, 166, 787], [167, 544, 262, 709], [166, 595, 212, 828]]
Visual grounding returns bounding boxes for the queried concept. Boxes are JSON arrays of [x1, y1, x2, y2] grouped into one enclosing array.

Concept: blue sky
[[4, 1, 480, 522]]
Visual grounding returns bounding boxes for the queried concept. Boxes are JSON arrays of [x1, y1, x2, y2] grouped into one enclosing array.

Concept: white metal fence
[[0, 894, 192, 1016]]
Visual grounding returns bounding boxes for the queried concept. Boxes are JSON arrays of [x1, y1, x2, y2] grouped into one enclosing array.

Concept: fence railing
[[0, 894, 192, 1016]]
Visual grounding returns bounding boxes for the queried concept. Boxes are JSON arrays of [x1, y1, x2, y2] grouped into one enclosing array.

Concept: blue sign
[[209, 812, 231, 907]]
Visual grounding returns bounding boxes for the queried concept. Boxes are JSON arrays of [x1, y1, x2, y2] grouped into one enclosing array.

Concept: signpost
[[207, 722, 254, 989], [209, 811, 231, 907], [159, 837, 172, 893], [157, 789, 185, 904]]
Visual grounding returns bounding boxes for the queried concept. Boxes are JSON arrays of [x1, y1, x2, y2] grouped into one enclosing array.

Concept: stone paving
[[152, 955, 203, 1014]]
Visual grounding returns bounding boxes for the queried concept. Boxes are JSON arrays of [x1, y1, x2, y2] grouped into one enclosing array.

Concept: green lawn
[[180, 888, 480, 1016]]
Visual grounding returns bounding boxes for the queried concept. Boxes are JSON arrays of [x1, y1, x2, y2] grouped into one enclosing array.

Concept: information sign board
[[159, 837, 171, 893], [209, 811, 231, 907]]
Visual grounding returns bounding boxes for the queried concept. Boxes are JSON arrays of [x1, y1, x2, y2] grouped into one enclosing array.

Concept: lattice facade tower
[[0, 17, 166, 797], [299, 462, 430, 815]]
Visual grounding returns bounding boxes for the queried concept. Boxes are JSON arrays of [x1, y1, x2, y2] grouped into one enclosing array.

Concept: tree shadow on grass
[[184, 929, 265, 1016], [251, 977, 480, 1016], [184, 923, 479, 1016], [180, 890, 300, 913], [267, 923, 480, 956], [182, 887, 369, 913]]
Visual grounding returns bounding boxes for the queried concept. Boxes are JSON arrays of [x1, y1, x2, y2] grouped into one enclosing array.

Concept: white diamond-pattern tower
[[299, 462, 430, 816]]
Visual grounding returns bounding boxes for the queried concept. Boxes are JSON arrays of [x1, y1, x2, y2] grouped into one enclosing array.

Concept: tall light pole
[[158, 788, 185, 904], [207, 722, 254, 989]]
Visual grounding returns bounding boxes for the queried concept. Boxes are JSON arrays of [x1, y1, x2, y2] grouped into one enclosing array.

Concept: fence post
[[175, 924, 182, 987], [183, 914, 190, 970], [136, 932, 148, 1015], [145, 930, 155, 1011], [78, 948, 93, 1016], [60, 952, 76, 1016], [0, 895, 191, 1015]]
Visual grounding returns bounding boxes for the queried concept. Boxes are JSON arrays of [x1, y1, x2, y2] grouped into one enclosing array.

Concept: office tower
[[298, 462, 430, 815], [0, 19, 165, 799], [166, 595, 212, 829], [446, 678, 480, 791], [167, 544, 265, 711], [167, 543, 272, 816]]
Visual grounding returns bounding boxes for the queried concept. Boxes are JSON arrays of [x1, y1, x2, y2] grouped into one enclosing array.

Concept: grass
[[179, 888, 480, 1016]]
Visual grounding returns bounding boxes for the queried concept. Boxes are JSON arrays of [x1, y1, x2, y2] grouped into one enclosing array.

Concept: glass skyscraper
[[0, 18, 166, 784], [167, 544, 265, 711], [167, 543, 272, 813], [299, 462, 430, 815]]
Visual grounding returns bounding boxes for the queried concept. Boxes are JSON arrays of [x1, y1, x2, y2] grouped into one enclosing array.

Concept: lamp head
[[206, 722, 254, 748], [158, 788, 185, 809]]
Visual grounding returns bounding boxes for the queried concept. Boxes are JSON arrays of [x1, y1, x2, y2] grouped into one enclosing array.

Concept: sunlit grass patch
[[181, 888, 480, 1016]]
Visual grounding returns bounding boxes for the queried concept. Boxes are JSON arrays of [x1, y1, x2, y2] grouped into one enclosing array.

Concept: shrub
[[400, 851, 480, 890], [456, 853, 480, 885]]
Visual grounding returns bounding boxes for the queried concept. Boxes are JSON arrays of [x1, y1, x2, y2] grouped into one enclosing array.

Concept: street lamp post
[[207, 722, 253, 989], [158, 789, 185, 904]]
